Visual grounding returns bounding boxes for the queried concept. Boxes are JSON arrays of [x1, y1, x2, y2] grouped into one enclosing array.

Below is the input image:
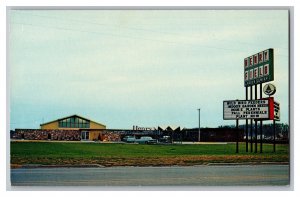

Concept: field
[[10, 141, 289, 167]]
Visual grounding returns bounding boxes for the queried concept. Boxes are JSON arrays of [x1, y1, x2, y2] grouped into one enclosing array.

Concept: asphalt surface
[[10, 165, 289, 187]]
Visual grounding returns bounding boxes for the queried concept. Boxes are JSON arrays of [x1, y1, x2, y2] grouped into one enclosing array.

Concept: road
[[10, 165, 289, 187]]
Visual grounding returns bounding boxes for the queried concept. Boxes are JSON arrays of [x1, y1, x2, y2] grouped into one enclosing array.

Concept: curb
[[12, 162, 289, 169]]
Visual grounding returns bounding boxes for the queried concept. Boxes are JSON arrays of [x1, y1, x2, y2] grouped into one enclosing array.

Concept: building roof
[[40, 114, 106, 127], [158, 125, 181, 131]]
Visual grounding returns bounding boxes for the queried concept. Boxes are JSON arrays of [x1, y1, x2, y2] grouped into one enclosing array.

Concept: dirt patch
[[11, 155, 289, 168]]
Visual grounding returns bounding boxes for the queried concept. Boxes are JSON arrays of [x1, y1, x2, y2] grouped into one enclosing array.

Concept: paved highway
[[10, 165, 289, 187]]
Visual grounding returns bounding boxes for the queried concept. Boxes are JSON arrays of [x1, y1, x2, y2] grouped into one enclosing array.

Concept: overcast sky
[[8, 9, 289, 130]]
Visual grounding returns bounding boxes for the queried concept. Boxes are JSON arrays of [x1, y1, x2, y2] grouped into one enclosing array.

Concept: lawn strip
[[10, 141, 289, 167]]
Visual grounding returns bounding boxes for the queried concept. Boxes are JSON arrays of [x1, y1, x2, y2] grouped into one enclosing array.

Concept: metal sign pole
[[260, 83, 263, 153], [250, 85, 253, 152], [198, 108, 201, 142], [255, 84, 258, 153], [255, 120, 258, 153], [236, 119, 239, 153], [245, 87, 248, 152], [273, 119, 276, 152]]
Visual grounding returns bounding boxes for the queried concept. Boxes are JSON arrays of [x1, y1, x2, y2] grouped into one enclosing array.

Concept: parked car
[[122, 136, 136, 143], [136, 136, 158, 144], [159, 135, 171, 143]]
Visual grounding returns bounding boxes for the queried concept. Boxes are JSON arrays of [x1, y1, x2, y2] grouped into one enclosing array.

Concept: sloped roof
[[158, 125, 181, 131], [40, 114, 106, 127]]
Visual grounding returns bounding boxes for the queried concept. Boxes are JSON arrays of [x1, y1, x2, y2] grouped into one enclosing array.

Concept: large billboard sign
[[244, 48, 274, 87], [223, 98, 277, 120]]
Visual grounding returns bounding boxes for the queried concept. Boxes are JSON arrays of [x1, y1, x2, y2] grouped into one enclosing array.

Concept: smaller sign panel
[[223, 99, 270, 120], [274, 101, 280, 121], [263, 83, 276, 96]]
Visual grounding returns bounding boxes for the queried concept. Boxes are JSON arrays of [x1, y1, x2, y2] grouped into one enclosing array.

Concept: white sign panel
[[223, 99, 270, 120]]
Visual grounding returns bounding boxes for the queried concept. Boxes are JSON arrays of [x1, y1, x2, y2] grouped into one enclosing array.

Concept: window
[[62, 119, 67, 127], [59, 116, 90, 128]]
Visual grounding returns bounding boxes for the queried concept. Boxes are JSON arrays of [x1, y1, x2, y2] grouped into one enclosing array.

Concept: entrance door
[[81, 131, 89, 140]]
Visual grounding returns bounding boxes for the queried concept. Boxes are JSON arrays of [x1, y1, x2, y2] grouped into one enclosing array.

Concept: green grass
[[10, 141, 289, 166]]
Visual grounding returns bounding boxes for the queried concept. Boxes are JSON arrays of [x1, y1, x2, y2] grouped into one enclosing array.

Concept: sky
[[8, 9, 289, 130]]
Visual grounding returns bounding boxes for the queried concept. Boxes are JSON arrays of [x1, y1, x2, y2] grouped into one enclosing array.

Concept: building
[[11, 114, 119, 141], [40, 114, 106, 140]]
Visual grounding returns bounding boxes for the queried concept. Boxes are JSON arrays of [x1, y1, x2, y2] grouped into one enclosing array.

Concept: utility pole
[[198, 108, 201, 142]]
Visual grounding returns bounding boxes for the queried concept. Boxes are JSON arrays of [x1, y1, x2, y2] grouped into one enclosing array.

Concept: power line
[[11, 21, 254, 53], [13, 10, 289, 52]]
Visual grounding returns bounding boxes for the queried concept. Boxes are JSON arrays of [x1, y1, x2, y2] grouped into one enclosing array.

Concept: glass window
[[62, 120, 67, 127], [57, 117, 91, 128]]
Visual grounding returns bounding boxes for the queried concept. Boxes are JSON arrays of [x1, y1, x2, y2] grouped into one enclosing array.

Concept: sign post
[[260, 83, 263, 153], [255, 84, 258, 153], [273, 119, 276, 152], [198, 108, 201, 142], [245, 87, 248, 152], [250, 86, 253, 152], [236, 119, 239, 153]]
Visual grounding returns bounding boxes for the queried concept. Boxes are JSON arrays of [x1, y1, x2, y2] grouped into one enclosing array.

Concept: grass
[[10, 141, 289, 167]]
